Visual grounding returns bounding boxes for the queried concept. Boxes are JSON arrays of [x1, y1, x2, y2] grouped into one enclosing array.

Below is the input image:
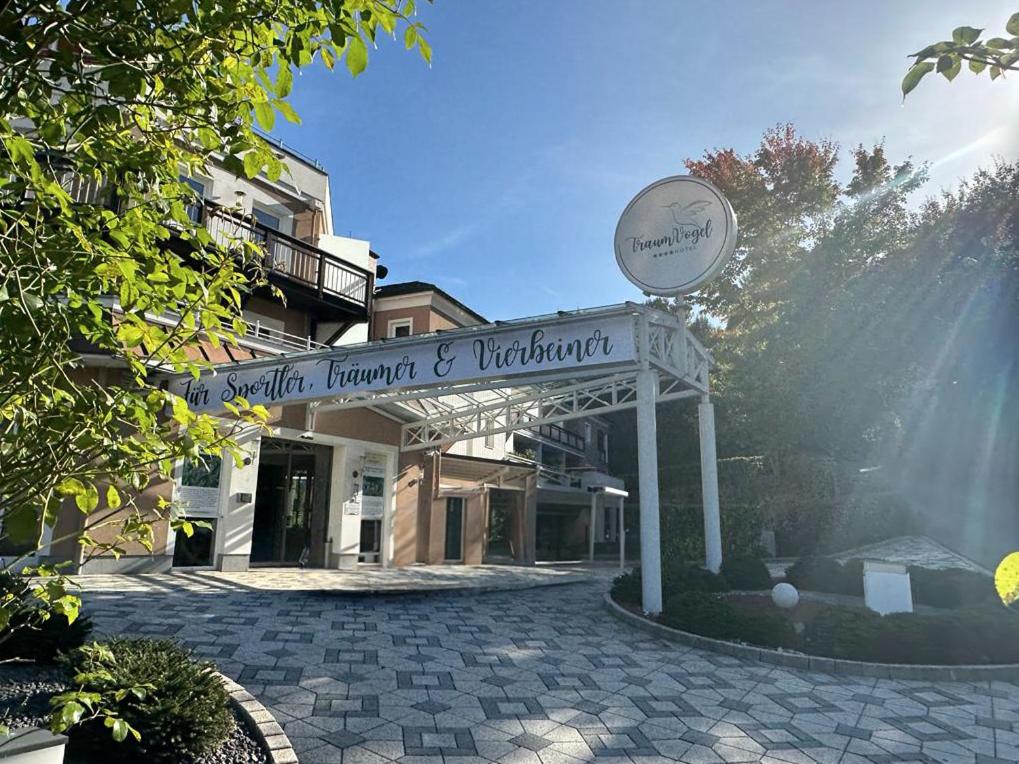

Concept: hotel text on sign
[[171, 313, 637, 412]]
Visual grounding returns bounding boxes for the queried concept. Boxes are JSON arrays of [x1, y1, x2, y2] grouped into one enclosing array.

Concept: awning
[[437, 453, 534, 494]]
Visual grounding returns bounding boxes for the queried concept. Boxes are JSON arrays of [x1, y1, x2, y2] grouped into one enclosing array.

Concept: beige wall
[[244, 295, 309, 340], [371, 306, 434, 340]]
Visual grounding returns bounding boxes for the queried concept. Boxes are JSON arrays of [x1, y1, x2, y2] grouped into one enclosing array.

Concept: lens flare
[[995, 553, 1019, 607]]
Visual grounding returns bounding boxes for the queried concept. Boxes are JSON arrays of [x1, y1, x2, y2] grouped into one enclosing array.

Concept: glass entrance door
[[252, 440, 329, 565], [485, 489, 517, 561], [282, 454, 314, 563], [444, 497, 464, 561]]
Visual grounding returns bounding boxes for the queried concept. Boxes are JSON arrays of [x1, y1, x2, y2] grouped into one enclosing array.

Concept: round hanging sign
[[614, 175, 738, 295]]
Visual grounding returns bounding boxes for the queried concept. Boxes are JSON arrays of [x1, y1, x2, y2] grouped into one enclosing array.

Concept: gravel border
[[217, 673, 297, 764], [603, 592, 1019, 681], [0, 664, 276, 763]]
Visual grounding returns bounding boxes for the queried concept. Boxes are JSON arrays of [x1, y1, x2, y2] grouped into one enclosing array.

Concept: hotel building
[[33, 142, 627, 574]]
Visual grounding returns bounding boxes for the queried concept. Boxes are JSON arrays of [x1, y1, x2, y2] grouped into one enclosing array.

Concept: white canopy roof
[[168, 302, 712, 452]]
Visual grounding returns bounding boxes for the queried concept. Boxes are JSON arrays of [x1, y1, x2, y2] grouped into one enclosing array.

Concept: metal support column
[[636, 367, 663, 614], [588, 491, 597, 561], [699, 394, 723, 573]]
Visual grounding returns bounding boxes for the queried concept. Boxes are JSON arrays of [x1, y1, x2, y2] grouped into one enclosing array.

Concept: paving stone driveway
[[82, 577, 1019, 764]]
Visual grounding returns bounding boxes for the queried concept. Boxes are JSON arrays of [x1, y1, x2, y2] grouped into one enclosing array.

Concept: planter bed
[[605, 592, 1019, 681], [0, 663, 268, 764]]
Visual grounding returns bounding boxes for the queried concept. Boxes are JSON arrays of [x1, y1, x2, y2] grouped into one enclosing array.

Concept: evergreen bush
[[908, 566, 997, 609], [610, 568, 642, 605], [0, 570, 92, 663], [802, 604, 1019, 664], [661, 592, 796, 649], [611, 563, 729, 607], [721, 556, 773, 590], [785, 555, 863, 596], [58, 638, 233, 761]]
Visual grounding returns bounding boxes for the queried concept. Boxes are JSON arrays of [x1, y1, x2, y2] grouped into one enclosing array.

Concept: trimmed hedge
[[721, 556, 773, 590], [908, 566, 997, 609], [612, 563, 729, 606], [784, 556, 863, 596], [0, 570, 92, 663], [661, 592, 797, 649], [60, 638, 233, 762], [652, 592, 1019, 665], [802, 604, 1019, 665], [610, 569, 643, 605], [785, 556, 998, 610]]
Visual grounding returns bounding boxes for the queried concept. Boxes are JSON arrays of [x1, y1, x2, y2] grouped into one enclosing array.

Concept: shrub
[[661, 592, 797, 649], [721, 556, 773, 590], [613, 563, 729, 607], [802, 603, 1019, 665], [801, 605, 882, 660], [661, 592, 738, 639], [0, 570, 92, 663], [785, 556, 862, 596], [611, 569, 642, 605], [58, 638, 233, 761], [909, 566, 997, 609], [662, 561, 729, 598]]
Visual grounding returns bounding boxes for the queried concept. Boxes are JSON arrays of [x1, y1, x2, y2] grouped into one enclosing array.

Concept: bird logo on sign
[[663, 199, 712, 227]]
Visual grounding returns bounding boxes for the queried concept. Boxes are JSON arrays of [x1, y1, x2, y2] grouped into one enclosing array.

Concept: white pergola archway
[[169, 302, 721, 614]]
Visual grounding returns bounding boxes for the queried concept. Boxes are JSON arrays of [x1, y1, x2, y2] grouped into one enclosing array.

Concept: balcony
[[238, 316, 329, 354], [202, 203, 371, 319], [522, 422, 585, 454], [59, 173, 372, 320]]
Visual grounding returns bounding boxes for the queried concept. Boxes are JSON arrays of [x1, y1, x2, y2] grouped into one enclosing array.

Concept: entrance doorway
[[485, 489, 520, 562], [535, 505, 588, 561], [444, 497, 464, 561], [252, 439, 332, 566], [358, 519, 382, 563]]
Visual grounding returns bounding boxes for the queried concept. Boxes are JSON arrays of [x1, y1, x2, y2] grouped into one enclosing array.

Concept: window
[[180, 176, 206, 223], [387, 318, 413, 338], [173, 455, 222, 568], [484, 430, 495, 450], [172, 521, 216, 567], [251, 205, 281, 231], [596, 430, 608, 463], [444, 498, 464, 561]]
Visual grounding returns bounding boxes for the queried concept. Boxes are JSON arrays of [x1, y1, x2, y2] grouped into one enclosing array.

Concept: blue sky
[[270, 1, 1019, 320]]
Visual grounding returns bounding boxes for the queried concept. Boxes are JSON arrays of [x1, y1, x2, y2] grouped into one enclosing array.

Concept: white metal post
[[699, 395, 723, 573], [636, 367, 663, 614], [618, 496, 625, 571], [588, 491, 597, 561]]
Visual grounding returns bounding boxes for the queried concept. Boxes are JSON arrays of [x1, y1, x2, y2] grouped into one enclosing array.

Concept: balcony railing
[[60, 173, 372, 316], [523, 422, 585, 453], [240, 317, 329, 353], [538, 466, 583, 489], [203, 204, 370, 313]]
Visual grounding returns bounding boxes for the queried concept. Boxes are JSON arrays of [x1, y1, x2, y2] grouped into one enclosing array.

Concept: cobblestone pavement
[[74, 563, 600, 595], [82, 577, 1019, 764]]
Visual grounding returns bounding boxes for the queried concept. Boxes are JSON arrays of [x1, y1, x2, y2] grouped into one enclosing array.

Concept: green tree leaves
[[346, 36, 369, 76], [903, 15, 1019, 97], [902, 61, 935, 96], [0, 3, 432, 748]]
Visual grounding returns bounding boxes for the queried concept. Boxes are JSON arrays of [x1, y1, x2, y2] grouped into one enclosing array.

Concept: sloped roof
[[374, 281, 487, 324]]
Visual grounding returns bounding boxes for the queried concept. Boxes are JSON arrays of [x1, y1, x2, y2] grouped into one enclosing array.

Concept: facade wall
[[371, 306, 435, 339], [243, 295, 309, 340]]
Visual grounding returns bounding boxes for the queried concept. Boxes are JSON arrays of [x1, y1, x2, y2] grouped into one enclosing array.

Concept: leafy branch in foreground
[[0, 0, 432, 744], [902, 13, 1019, 97]]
